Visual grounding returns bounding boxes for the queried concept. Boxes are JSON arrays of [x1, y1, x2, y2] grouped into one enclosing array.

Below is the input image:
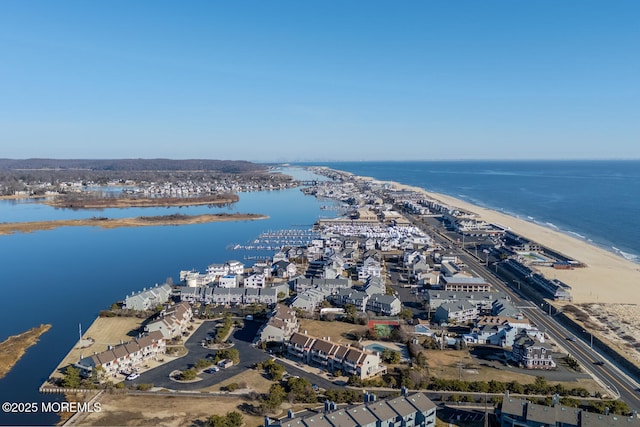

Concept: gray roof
[[324, 409, 357, 427], [368, 400, 397, 422], [406, 392, 437, 413], [441, 276, 488, 285], [387, 397, 418, 418], [368, 294, 399, 305], [344, 405, 378, 426]]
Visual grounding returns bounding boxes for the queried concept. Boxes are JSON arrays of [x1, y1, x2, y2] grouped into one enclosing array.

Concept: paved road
[[455, 239, 640, 411], [403, 211, 640, 412], [129, 320, 270, 390]]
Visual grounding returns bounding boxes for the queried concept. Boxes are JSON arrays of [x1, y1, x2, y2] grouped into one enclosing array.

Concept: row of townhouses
[[257, 304, 300, 344], [499, 391, 638, 427], [287, 332, 387, 380], [123, 283, 172, 311], [144, 302, 194, 340], [266, 391, 437, 427], [75, 331, 166, 378], [179, 284, 288, 306]]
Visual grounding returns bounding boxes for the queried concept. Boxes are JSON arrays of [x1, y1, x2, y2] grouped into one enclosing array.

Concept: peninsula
[[0, 213, 268, 236], [43, 194, 239, 209], [0, 324, 52, 379]]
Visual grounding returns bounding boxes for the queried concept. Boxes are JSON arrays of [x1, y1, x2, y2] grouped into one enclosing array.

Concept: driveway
[[129, 320, 270, 390]]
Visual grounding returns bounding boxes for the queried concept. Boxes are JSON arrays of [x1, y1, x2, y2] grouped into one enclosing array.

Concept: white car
[[126, 373, 140, 381]]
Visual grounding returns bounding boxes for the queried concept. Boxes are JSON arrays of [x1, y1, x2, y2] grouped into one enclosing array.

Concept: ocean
[[1, 161, 638, 425], [304, 160, 640, 263]]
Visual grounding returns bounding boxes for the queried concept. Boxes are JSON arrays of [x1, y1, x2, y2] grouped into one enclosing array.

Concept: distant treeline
[[0, 159, 290, 195], [0, 158, 267, 173]]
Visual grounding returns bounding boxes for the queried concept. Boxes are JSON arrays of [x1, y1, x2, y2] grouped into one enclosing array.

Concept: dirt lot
[[200, 369, 274, 394], [422, 349, 602, 394], [298, 319, 367, 344], [70, 393, 266, 427]]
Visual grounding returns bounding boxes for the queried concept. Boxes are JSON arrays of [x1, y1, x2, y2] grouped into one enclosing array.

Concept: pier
[[230, 228, 320, 251]]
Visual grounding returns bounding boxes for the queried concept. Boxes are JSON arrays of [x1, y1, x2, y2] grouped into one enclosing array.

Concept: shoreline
[[0, 213, 268, 236], [339, 172, 640, 367], [42, 194, 239, 209], [380, 178, 640, 305], [0, 324, 52, 379]]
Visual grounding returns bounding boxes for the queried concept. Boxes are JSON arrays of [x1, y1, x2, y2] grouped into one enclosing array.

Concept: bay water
[[0, 167, 330, 425], [1, 161, 638, 425]]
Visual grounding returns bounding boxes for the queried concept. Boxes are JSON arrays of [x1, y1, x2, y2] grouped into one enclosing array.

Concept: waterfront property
[[266, 390, 436, 427], [74, 331, 166, 378], [123, 283, 172, 311], [287, 332, 386, 379], [144, 302, 193, 340]]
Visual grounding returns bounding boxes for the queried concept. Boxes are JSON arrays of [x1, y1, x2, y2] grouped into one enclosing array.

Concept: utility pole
[[457, 362, 464, 381], [484, 392, 489, 427]]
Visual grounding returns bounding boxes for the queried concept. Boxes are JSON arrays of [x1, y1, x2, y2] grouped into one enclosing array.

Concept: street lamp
[[513, 280, 520, 291], [583, 329, 593, 348]]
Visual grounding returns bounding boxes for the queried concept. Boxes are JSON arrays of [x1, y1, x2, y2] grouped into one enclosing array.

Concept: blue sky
[[1, 1, 638, 161]]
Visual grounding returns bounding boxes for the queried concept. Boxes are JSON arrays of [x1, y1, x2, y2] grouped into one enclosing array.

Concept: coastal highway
[[404, 212, 640, 411], [455, 244, 640, 412]]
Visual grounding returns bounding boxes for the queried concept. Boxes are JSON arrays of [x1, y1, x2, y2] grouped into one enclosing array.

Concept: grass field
[[71, 393, 266, 427], [201, 369, 274, 394], [50, 316, 144, 380], [298, 319, 367, 344], [422, 349, 602, 393]]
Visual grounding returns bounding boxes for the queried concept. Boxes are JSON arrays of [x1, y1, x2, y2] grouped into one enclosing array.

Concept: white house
[[124, 283, 172, 311], [358, 256, 382, 281], [245, 273, 266, 288], [219, 274, 239, 288]]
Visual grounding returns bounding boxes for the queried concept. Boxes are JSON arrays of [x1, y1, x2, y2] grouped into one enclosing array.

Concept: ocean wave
[[568, 231, 586, 239], [545, 222, 559, 230], [612, 247, 639, 262]]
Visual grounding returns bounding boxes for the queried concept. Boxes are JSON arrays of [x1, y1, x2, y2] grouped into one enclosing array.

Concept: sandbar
[[0, 213, 267, 236], [0, 324, 52, 379]]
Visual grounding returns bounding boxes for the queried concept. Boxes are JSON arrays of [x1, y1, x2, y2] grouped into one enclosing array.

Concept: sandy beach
[[375, 179, 640, 366]]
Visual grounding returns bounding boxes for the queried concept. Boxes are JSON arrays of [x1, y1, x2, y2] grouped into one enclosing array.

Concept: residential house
[[75, 331, 166, 378], [245, 273, 266, 288], [365, 294, 402, 316], [441, 276, 492, 293], [330, 288, 369, 311], [426, 290, 508, 312], [219, 274, 239, 288], [267, 391, 436, 427], [510, 331, 556, 369], [287, 332, 386, 380], [358, 257, 382, 281], [499, 391, 639, 427], [272, 260, 297, 279], [144, 302, 193, 339], [124, 283, 172, 311], [364, 276, 386, 296], [434, 301, 478, 324], [257, 304, 299, 344]]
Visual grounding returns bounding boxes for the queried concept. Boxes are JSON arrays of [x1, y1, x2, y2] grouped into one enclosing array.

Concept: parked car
[[126, 373, 140, 381]]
